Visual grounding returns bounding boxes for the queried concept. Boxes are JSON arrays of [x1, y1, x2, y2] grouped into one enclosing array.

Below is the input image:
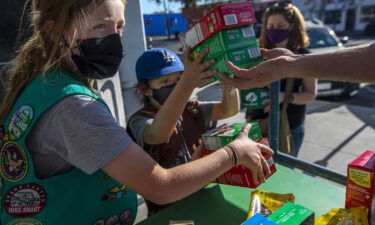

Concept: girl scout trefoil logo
[[8, 105, 34, 141], [5, 218, 43, 225], [4, 183, 47, 218], [0, 142, 28, 182]]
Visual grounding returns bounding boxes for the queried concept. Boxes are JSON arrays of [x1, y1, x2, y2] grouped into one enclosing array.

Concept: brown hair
[[259, 2, 310, 51], [0, 0, 126, 122]]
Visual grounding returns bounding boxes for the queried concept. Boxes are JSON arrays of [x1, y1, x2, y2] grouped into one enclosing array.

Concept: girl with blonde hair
[[0, 0, 273, 224]]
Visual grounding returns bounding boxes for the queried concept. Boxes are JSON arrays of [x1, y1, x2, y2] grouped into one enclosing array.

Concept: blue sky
[[141, 0, 183, 14]]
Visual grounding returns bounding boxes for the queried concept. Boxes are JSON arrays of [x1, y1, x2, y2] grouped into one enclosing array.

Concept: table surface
[[138, 164, 346, 225]]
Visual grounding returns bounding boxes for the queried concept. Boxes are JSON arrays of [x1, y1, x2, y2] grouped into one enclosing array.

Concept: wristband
[[225, 144, 239, 167], [223, 146, 235, 167]]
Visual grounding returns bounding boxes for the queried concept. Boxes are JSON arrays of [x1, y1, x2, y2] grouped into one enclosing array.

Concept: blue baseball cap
[[136, 48, 184, 82]]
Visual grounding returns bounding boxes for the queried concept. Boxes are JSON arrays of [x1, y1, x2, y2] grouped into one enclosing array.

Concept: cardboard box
[[180, 2, 257, 50], [191, 25, 258, 61], [268, 202, 315, 225], [203, 46, 263, 81], [202, 122, 262, 151], [202, 138, 276, 188], [345, 150, 375, 224], [242, 213, 278, 225], [240, 88, 269, 109], [211, 45, 263, 77]]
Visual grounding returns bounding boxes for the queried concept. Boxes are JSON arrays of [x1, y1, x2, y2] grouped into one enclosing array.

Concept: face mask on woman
[[71, 33, 124, 79], [266, 28, 290, 44], [152, 83, 176, 105]]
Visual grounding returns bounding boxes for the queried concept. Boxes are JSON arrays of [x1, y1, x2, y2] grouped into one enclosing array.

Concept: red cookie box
[[203, 138, 276, 188], [345, 150, 375, 224], [180, 1, 257, 50]]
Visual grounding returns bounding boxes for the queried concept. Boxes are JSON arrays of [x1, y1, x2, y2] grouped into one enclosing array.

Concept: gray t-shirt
[[26, 95, 133, 179], [128, 101, 216, 166]]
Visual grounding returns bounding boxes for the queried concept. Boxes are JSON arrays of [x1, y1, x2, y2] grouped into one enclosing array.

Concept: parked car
[[305, 19, 360, 98]]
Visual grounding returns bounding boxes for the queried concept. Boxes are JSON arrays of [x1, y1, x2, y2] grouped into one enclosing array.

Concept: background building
[[144, 13, 188, 37], [293, 0, 375, 33]]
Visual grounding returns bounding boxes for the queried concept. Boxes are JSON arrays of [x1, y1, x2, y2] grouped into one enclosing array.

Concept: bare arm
[[144, 50, 216, 145], [290, 78, 317, 105], [103, 124, 273, 205], [220, 43, 375, 90], [210, 83, 240, 121], [291, 43, 375, 83]]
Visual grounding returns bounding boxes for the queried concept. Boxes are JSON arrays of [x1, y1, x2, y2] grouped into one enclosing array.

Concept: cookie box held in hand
[[190, 25, 258, 61], [180, 1, 257, 50], [345, 150, 375, 224], [202, 138, 276, 188]]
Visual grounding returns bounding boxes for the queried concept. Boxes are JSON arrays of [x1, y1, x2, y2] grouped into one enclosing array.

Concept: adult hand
[[220, 48, 299, 90], [229, 124, 274, 185], [179, 48, 217, 89]]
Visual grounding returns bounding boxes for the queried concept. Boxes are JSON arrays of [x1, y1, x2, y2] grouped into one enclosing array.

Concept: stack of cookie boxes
[[180, 2, 267, 109], [180, 1, 261, 78]]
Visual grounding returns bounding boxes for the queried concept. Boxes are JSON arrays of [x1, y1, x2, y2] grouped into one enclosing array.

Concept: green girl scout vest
[[0, 68, 137, 225]]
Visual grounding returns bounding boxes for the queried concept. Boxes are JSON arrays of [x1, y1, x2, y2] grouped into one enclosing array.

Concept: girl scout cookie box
[[240, 88, 269, 110], [180, 1, 256, 50], [190, 25, 258, 61], [201, 122, 262, 150], [211, 45, 263, 74], [268, 202, 315, 225], [346, 150, 375, 224], [202, 137, 276, 188]]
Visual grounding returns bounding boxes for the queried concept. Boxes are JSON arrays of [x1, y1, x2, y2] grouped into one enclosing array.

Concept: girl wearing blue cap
[[128, 48, 241, 214], [0, 0, 273, 223]]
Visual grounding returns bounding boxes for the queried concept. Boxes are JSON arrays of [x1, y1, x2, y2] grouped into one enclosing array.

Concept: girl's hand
[[179, 48, 217, 89], [229, 124, 274, 185]]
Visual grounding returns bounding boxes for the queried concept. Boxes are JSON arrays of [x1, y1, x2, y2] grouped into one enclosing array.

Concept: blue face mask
[[152, 83, 176, 105]]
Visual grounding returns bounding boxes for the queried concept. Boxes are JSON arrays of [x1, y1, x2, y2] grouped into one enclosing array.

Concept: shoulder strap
[[281, 78, 295, 112]]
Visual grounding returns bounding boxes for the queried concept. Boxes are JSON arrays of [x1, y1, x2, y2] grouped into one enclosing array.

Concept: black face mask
[[152, 83, 176, 105], [71, 33, 123, 79]]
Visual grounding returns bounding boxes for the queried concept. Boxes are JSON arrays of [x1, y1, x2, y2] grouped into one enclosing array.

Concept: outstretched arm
[[144, 49, 216, 145], [103, 124, 273, 205], [220, 43, 375, 90]]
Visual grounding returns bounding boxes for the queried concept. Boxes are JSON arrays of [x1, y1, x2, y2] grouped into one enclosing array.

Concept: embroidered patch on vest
[[4, 183, 47, 218], [5, 218, 43, 225], [93, 209, 133, 225], [102, 185, 128, 202], [8, 105, 34, 141], [119, 208, 133, 224], [0, 142, 28, 182]]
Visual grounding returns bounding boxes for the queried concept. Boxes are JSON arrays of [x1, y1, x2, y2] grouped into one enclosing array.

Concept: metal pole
[[269, 80, 280, 153], [163, 0, 171, 39], [277, 152, 347, 185]]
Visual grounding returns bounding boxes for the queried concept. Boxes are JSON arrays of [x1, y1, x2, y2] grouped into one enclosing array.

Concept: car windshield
[[307, 27, 339, 48]]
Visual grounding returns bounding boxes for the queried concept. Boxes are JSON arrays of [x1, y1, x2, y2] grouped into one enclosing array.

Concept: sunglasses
[[267, 1, 292, 8]]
